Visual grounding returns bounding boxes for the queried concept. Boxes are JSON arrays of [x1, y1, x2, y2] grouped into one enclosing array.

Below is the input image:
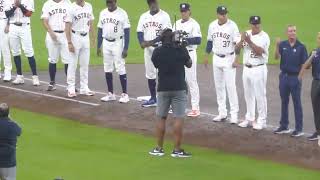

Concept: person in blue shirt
[[0, 103, 21, 180], [299, 32, 320, 144], [274, 25, 308, 137]]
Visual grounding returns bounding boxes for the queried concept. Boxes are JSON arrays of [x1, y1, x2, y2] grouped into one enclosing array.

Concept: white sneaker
[[12, 75, 24, 85], [119, 93, 130, 103], [212, 115, 227, 122], [32, 76, 40, 86], [253, 122, 266, 130], [101, 92, 116, 102], [67, 91, 77, 98], [318, 136, 320, 147], [230, 118, 239, 124], [3, 76, 11, 82], [238, 120, 250, 128], [80, 89, 95, 96]]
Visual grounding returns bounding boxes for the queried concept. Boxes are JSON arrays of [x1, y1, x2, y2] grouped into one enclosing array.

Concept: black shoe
[[274, 127, 291, 134], [307, 132, 318, 141], [291, 130, 304, 137], [47, 82, 56, 91], [149, 147, 165, 156], [171, 149, 192, 158]]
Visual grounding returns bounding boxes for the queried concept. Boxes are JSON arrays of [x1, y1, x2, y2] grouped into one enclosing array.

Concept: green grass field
[[14, 0, 318, 71], [12, 108, 320, 179]]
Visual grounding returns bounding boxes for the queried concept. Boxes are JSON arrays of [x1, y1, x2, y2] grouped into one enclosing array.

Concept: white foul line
[[21, 77, 312, 136], [0, 85, 100, 107]]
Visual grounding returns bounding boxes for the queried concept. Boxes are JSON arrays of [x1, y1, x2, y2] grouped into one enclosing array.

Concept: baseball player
[[4, 0, 39, 86], [65, 0, 95, 98], [204, 5, 240, 124], [137, 0, 172, 107], [173, 3, 201, 117], [41, 0, 71, 92], [236, 16, 270, 130], [97, 0, 130, 103], [0, 0, 12, 82]]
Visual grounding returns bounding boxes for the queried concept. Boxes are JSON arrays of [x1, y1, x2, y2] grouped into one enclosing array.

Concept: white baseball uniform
[[0, 0, 12, 79], [65, 1, 94, 93], [173, 18, 201, 111], [137, 10, 171, 79], [4, 0, 35, 57], [207, 19, 240, 120], [242, 30, 270, 125], [41, 0, 71, 64], [97, 7, 130, 75]]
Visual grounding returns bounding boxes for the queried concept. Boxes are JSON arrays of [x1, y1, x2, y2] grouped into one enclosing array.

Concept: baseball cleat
[[101, 92, 116, 102], [274, 127, 291, 134], [229, 118, 239, 124], [252, 123, 266, 130], [3, 77, 11, 82], [238, 120, 250, 128], [187, 110, 200, 117], [67, 91, 77, 98], [47, 82, 56, 91], [12, 75, 24, 85], [32, 75, 40, 86], [212, 115, 227, 122], [307, 133, 319, 141], [119, 93, 130, 103], [171, 149, 192, 158], [318, 136, 320, 147], [291, 130, 304, 138], [149, 147, 165, 157], [142, 98, 157, 107], [80, 90, 95, 96]]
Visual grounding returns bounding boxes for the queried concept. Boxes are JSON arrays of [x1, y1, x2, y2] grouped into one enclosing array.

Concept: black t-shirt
[[151, 45, 191, 92], [0, 117, 22, 168]]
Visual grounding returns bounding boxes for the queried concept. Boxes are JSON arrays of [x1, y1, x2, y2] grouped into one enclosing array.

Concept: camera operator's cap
[[217, 5, 228, 15], [147, 0, 156, 4], [249, 16, 261, 25], [180, 3, 190, 12]]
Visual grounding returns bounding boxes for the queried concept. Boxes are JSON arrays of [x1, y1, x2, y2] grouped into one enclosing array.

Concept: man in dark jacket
[[0, 103, 21, 180], [148, 29, 192, 158]]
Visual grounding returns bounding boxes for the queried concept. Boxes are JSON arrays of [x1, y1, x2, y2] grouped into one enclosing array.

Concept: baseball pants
[[144, 47, 157, 79], [45, 32, 70, 64], [185, 50, 200, 111], [102, 39, 126, 75], [243, 65, 268, 125], [0, 167, 16, 180], [9, 24, 34, 57], [311, 79, 320, 135], [0, 19, 12, 79], [279, 72, 303, 131], [212, 54, 239, 120], [67, 33, 90, 93]]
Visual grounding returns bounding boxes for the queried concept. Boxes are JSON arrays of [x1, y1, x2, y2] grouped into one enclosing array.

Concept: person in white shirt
[[0, 0, 12, 82], [204, 5, 240, 124], [97, 0, 131, 103], [41, 0, 72, 92], [137, 0, 172, 107], [173, 3, 202, 117], [236, 16, 270, 130], [65, 0, 95, 98], [4, 0, 39, 86]]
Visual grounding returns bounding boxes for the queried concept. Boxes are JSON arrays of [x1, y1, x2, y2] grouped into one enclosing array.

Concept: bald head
[[0, 103, 10, 118]]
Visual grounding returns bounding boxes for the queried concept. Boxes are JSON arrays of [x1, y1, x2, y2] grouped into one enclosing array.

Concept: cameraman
[[148, 29, 192, 158]]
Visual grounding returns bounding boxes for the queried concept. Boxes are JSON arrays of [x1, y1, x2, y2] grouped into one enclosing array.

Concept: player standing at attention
[[65, 0, 95, 98], [41, 0, 72, 92], [204, 5, 240, 124], [137, 0, 172, 107], [0, 0, 12, 82], [236, 16, 270, 130], [4, 0, 39, 86], [97, 0, 131, 103], [173, 3, 202, 117]]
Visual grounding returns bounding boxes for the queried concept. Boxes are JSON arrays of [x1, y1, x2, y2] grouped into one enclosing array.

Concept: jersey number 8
[[114, 26, 118, 33]]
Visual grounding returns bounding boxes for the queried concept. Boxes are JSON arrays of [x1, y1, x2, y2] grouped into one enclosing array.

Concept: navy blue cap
[[180, 3, 190, 12], [249, 16, 261, 25], [217, 5, 228, 15]]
